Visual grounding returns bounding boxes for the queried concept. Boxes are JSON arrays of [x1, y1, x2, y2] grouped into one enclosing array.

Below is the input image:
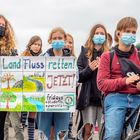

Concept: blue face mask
[[92, 34, 106, 45], [51, 40, 65, 51], [120, 33, 136, 46]]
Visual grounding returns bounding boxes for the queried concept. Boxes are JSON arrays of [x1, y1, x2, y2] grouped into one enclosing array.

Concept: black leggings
[[0, 112, 7, 140]]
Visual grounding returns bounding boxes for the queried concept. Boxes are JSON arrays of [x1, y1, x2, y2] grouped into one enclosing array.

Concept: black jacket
[[77, 46, 103, 110], [46, 48, 71, 56]]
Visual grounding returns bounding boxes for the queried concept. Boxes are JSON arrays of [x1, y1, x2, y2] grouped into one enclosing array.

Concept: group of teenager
[[0, 14, 140, 140], [0, 14, 75, 140]]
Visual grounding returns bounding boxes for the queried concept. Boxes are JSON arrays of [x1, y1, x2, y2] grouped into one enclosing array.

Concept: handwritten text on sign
[[46, 72, 76, 92], [45, 93, 75, 112], [46, 57, 76, 70]]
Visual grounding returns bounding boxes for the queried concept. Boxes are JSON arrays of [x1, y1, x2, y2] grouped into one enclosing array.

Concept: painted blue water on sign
[[27, 98, 44, 111]]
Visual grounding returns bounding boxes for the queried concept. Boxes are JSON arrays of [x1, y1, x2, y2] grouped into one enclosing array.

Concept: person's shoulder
[[41, 51, 50, 57], [20, 51, 31, 56], [10, 49, 18, 56], [81, 46, 86, 52], [101, 51, 110, 58], [46, 48, 54, 56], [133, 47, 140, 59], [63, 48, 71, 56], [77, 46, 86, 59], [78, 46, 87, 56], [99, 51, 111, 64]]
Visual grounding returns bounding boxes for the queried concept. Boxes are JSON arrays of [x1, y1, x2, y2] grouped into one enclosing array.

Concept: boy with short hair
[[97, 17, 140, 140]]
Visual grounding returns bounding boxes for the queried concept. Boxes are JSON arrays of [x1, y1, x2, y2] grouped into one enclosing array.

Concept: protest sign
[[0, 56, 77, 112]]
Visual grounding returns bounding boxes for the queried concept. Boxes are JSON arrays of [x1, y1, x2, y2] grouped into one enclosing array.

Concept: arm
[[136, 81, 140, 91], [97, 52, 126, 93]]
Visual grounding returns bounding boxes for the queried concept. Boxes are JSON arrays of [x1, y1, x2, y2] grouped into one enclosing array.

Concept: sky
[[0, 0, 140, 56]]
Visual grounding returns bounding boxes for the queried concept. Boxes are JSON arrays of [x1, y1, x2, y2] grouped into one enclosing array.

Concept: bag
[[109, 50, 140, 71]]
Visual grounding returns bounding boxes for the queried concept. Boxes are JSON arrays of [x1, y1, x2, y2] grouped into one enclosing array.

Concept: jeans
[[104, 93, 140, 140], [38, 112, 70, 140]]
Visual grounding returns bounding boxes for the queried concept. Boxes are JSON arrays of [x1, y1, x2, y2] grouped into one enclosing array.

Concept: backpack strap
[[109, 50, 115, 71], [138, 51, 140, 60]]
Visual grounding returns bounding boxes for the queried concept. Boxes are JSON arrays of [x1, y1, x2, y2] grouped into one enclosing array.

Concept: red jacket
[[97, 48, 140, 96]]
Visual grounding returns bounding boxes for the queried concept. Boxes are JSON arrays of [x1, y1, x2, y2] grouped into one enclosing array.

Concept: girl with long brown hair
[[77, 24, 109, 140], [0, 14, 23, 140], [21, 35, 42, 140]]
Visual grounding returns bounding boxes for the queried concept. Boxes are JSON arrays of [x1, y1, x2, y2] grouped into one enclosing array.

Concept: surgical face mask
[[120, 33, 136, 46], [92, 34, 106, 45], [51, 40, 65, 51], [0, 26, 5, 37]]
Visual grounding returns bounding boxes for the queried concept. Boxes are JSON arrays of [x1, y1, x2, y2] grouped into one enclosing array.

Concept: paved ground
[[9, 111, 99, 140], [9, 128, 99, 140]]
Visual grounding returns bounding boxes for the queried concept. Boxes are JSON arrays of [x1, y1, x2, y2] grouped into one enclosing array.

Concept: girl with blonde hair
[[65, 33, 75, 56], [38, 27, 70, 140]]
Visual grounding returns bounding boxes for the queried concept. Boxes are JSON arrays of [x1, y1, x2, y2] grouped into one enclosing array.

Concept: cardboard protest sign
[[0, 56, 77, 112]]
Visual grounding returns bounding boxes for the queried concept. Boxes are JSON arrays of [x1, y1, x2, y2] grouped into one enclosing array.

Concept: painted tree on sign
[[1, 73, 15, 89], [0, 92, 16, 109]]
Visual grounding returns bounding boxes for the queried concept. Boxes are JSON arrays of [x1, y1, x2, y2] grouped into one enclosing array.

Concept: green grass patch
[[0, 104, 22, 111], [22, 97, 37, 111]]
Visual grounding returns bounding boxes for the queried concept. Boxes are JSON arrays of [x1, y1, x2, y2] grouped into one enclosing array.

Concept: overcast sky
[[0, 0, 140, 56]]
